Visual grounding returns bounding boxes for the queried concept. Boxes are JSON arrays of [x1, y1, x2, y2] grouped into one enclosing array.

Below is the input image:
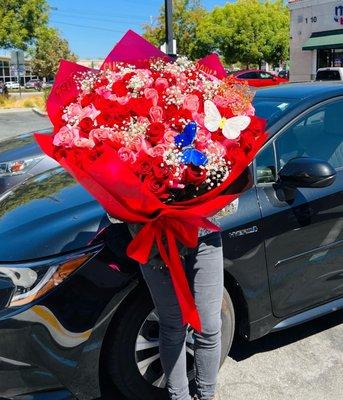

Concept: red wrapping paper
[[35, 31, 267, 332]]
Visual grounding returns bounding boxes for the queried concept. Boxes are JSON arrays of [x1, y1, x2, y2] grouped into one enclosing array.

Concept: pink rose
[[147, 144, 167, 158], [195, 129, 211, 150], [137, 116, 150, 125], [192, 112, 205, 128], [74, 137, 95, 149], [118, 147, 137, 163], [213, 95, 229, 108], [207, 141, 226, 157], [183, 94, 199, 112], [163, 130, 177, 144], [89, 128, 110, 141], [154, 77, 169, 91], [95, 86, 112, 99], [115, 95, 131, 105], [53, 126, 80, 147], [131, 136, 150, 153], [149, 106, 163, 122], [144, 88, 159, 106], [62, 103, 82, 122], [197, 128, 210, 141], [81, 104, 101, 121]]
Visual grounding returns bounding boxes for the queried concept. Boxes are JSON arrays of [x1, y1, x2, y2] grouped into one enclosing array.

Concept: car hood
[[0, 166, 110, 262]]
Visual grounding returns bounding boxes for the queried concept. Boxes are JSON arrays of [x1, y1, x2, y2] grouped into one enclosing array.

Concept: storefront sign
[[334, 5, 343, 25]]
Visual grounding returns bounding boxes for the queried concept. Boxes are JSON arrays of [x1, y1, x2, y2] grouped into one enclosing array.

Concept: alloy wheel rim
[[135, 308, 195, 388]]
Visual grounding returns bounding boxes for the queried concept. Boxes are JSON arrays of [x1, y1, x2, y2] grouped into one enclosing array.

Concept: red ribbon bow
[[127, 210, 225, 332]]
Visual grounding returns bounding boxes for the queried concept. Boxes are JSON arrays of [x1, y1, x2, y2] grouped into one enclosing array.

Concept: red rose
[[93, 77, 109, 89], [217, 105, 234, 119], [106, 101, 130, 119], [93, 94, 110, 110], [191, 90, 204, 113], [130, 97, 152, 117], [165, 104, 178, 121], [122, 71, 136, 83], [183, 165, 207, 186], [146, 122, 165, 146], [246, 116, 267, 138], [142, 175, 169, 198], [81, 92, 97, 107], [161, 72, 176, 85], [239, 132, 253, 155], [173, 109, 193, 131], [225, 142, 244, 165], [152, 156, 171, 180], [79, 117, 94, 134], [97, 112, 113, 127], [133, 152, 154, 176], [111, 80, 128, 97]]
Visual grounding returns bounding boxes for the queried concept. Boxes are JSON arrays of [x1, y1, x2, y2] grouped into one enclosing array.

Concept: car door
[[258, 71, 277, 87], [236, 72, 260, 86], [255, 97, 343, 318]]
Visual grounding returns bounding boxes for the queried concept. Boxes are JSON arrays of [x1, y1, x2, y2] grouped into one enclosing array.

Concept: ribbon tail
[[156, 230, 202, 332], [127, 223, 156, 264]]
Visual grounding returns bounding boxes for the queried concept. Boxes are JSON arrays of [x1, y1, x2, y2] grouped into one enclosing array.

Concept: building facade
[[289, 0, 343, 81], [0, 55, 37, 84]]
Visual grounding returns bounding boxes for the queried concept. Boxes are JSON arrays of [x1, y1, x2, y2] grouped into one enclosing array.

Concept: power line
[[50, 20, 127, 33], [49, 6, 152, 21], [50, 10, 147, 25]]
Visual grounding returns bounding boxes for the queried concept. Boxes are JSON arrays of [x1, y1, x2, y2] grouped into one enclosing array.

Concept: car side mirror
[[278, 157, 336, 189]]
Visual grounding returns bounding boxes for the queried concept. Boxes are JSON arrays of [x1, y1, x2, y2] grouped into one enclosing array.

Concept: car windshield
[[252, 97, 297, 126]]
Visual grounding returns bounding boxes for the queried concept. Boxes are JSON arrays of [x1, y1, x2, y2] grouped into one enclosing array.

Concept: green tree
[[30, 27, 77, 79], [143, 0, 207, 59], [196, 0, 289, 67], [0, 0, 49, 49]]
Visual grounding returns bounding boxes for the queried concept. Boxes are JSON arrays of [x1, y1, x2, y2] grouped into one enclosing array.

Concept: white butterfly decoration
[[204, 100, 251, 140]]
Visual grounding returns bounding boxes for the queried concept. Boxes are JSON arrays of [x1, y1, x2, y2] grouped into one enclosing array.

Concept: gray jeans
[[140, 232, 223, 400]]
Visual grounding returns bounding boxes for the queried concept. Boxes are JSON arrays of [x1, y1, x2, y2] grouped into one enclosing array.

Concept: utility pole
[[165, 0, 174, 56], [16, 51, 22, 98]]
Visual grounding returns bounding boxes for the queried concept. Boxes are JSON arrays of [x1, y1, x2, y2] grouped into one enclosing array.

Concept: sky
[[48, 0, 232, 59]]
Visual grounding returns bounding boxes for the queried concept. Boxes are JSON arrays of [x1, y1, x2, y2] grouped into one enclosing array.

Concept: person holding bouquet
[[110, 196, 240, 400], [35, 31, 266, 400]]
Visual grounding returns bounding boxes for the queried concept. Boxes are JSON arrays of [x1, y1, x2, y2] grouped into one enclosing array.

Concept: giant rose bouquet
[[35, 31, 267, 331]]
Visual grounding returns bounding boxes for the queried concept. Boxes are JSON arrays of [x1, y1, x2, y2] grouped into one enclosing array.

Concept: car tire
[[104, 286, 235, 400]]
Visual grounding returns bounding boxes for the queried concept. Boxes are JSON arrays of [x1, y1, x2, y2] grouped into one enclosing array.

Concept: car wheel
[[104, 287, 235, 400]]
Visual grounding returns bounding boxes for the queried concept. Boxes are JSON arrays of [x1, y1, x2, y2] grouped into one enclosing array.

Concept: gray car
[[0, 130, 57, 195]]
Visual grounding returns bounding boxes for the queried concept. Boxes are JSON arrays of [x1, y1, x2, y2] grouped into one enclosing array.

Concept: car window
[[316, 70, 341, 81], [255, 143, 277, 184], [276, 99, 343, 170], [239, 72, 259, 79], [259, 72, 273, 79]]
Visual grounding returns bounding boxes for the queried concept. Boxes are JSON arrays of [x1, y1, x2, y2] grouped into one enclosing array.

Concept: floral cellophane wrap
[[35, 30, 267, 332]]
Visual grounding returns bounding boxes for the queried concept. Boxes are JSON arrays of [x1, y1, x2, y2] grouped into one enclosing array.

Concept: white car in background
[[316, 67, 343, 81], [5, 81, 20, 89]]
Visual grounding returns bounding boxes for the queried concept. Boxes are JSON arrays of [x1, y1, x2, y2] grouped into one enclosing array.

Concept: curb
[[32, 107, 48, 117], [0, 107, 32, 113]]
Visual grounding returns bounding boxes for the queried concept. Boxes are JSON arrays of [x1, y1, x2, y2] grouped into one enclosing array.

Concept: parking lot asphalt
[[0, 109, 52, 140], [217, 309, 343, 400], [99, 310, 343, 400]]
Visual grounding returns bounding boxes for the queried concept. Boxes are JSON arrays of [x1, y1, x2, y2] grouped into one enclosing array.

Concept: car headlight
[[0, 155, 44, 177], [0, 245, 102, 308]]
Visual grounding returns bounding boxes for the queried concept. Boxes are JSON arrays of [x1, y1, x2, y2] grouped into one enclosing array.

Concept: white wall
[[289, 0, 343, 81]]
